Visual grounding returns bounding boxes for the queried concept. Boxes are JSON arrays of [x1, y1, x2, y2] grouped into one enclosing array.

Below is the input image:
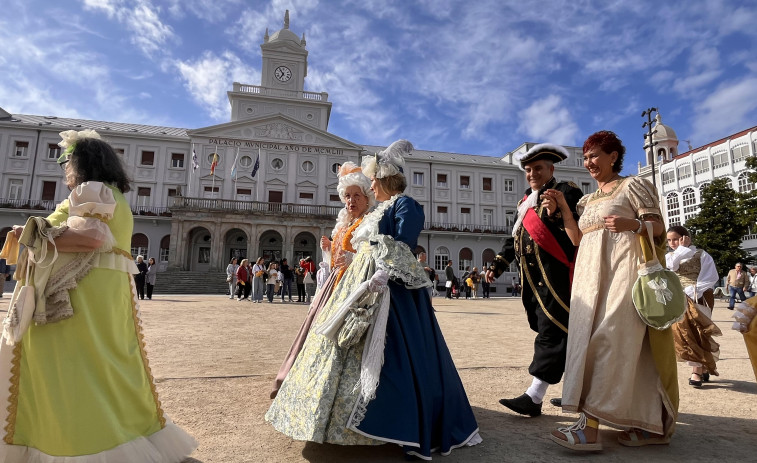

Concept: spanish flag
[[210, 153, 219, 175]]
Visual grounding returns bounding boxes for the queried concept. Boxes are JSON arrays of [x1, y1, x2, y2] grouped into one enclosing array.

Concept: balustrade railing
[[424, 221, 511, 234], [232, 82, 328, 101], [169, 196, 342, 217], [0, 198, 56, 211]]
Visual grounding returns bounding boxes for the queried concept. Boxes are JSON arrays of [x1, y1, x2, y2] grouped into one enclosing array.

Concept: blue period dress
[[266, 194, 480, 460]]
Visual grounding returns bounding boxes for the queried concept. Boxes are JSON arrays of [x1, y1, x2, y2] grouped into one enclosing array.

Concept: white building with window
[[637, 114, 757, 256], [0, 12, 595, 293]]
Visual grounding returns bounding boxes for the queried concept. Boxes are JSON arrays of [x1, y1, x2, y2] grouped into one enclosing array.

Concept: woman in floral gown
[[266, 140, 480, 460]]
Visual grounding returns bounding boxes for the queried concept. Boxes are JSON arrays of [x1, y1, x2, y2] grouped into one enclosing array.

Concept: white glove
[[368, 269, 389, 292]]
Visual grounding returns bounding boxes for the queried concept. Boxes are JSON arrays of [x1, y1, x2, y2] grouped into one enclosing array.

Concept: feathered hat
[[337, 161, 375, 206], [513, 143, 570, 171], [361, 139, 414, 179]]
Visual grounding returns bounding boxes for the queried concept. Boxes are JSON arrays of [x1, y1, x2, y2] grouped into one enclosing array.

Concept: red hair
[[582, 130, 626, 172]]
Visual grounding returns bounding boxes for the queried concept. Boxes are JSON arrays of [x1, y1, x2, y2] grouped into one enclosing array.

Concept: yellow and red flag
[[210, 153, 219, 175]]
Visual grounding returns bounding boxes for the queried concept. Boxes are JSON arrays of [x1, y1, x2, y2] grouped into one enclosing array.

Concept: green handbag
[[632, 222, 685, 330]]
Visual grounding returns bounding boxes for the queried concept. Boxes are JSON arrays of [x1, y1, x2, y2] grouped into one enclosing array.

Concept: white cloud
[[518, 95, 579, 145], [691, 77, 757, 144], [174, 51, 260, 120]]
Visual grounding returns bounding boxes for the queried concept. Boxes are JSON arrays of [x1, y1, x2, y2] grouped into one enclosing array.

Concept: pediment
[[188, 114, 362, 151], [200, 173, 225, 181], [296, 180, 318, 188], [264, 178, 288, 187]]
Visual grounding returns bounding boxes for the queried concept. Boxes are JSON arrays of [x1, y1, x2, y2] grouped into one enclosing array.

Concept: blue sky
[[2, 0, 756, 175]]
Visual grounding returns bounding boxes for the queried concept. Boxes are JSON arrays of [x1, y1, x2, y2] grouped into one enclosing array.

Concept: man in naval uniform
[[486, 143, 583, 417]]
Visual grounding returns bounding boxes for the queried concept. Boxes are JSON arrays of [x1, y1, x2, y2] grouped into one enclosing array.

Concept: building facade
[[636, 114, 757, 256], [0, 13, 596, 290]]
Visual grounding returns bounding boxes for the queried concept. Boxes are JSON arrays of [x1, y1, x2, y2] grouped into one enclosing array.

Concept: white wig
[[361, 139, 414, 179]]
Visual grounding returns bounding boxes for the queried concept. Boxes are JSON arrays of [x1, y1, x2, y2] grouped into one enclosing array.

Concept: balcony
[[231, 82, 328, 102], [424, 221, 511, 235], [0, 198, 56, 211], [169, 196, 342, 219]]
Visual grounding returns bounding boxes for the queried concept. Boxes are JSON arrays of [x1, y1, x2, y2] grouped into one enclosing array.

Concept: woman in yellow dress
[[0, 130, 197, 462]]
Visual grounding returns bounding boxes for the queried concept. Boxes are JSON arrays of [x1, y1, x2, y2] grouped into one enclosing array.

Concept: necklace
[[597, 174, 622, 191]]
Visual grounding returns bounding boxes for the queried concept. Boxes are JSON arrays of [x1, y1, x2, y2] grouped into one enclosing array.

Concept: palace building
[[636, 114, 757, 256], [0, 12, 596, 291]]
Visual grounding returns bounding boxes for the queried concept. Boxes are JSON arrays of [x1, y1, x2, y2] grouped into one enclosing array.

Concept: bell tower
[[260, 10, 308, 93]]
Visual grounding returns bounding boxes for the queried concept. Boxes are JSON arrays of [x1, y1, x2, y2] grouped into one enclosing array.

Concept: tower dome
[[265, 10, 306, 48], [652, 113, 677, 142]]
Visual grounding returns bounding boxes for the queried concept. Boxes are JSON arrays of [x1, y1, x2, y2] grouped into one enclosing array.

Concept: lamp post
[[642, 107, 659, 189]]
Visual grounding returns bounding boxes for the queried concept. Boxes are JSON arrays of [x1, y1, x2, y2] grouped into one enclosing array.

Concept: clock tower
[[227, 10, 332, 130]]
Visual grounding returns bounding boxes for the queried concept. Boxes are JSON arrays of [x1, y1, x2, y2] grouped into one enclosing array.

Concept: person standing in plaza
[[302, 256, 316, 304], [134, 255, 147, 300], [266, 262, 279, 303], [145, 256, 157, 300], [236, 258, 249, 300], [727, 263, 749, 310], [295, 261, 306, 302], [252, 257, 266, 303], [666, 225, 721, 388], [485, 143, 583, 417], [280, 258, 294, 302], [445, 260, 455, 298], [226, 257, 239, 299], [747, 266, 757, 298]]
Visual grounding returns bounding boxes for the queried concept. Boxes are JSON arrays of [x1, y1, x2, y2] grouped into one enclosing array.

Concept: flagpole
[[256, 146, 261, 202], [211, 145, 217, 199], [232, 146, 239, 200], [189, 143, 194, 197]]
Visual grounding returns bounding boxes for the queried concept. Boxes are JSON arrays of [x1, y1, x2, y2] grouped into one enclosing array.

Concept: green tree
[[685, 178, 752, 276]]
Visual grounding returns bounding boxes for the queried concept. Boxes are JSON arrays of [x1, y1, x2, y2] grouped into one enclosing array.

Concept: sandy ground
[[134, 293, 756, 463]]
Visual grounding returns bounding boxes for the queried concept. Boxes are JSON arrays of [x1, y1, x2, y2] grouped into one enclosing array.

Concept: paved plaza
[[121, 294, 753, 462]]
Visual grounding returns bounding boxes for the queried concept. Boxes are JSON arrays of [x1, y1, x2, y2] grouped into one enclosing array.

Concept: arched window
[[159, 235, 170, 262], [131, 233, 149, 259], [482, 249, 495, 269], [434, 246, 450, 271], [699, 182, 710, 197], [725, 178, 733, 190], [738, 172, 755, 193], [666, 193, 681, 226], [681, 188, 697, 222], [459, 248, 473, 272]]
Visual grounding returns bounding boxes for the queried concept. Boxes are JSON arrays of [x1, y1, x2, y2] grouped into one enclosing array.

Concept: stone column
[[210, 219, 224, 272]]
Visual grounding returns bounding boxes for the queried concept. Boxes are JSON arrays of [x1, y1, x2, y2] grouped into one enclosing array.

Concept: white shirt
[[665, 246, 719, 299]]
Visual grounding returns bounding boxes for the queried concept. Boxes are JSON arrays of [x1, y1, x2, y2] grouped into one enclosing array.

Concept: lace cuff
[[370, 234, 431, 289]]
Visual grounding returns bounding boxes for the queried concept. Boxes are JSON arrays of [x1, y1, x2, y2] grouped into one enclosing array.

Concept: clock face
[[274, 66, 292, 82]]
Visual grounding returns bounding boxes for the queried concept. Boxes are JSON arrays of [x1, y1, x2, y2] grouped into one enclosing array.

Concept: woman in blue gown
[[266, 140, 480, 460]]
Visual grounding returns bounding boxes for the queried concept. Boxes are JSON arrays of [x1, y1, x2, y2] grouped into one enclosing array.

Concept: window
[[581, 182, 592, 195], [436, 173, 448, 187], [302, 160, 315, 173], [437, 206, 448, 223], [239, 155, 252, 167], [167, 188, 177, 197], [329, 194, 341, 202], [677, 164, 691, 179], [738, 172, 755, 193], [434, 246, 450, 271], [482, 249, 495, 269], [482, 209, 493, 226], [171, 153, 184, 168], [115, 148, 125, 156], [14, 141, 29, 157], [159, 235, 170, 262], [331, 163, 341, 175], [505, 210, 516, 232], [459, 176, 470, 189], [459, 248, 473, 272], [482, 177, 493, 191], [413, 172, 424, 186], [271, 158, 284, 170], [268, 191, 283, 203], [299, 192, 314, 204], [7, 179, 22, 200], [682, 188, 697, 221], [137, 187, 151, 206], [47, 143, 61, 160], [661, 170, 675, 185], [131, 233, 149, 259], [460, 207, 471, 224], [666, 193, 680, 226], [732, 144, 750, 163], [140, 150, 155, 166], [237, 188, 252, 200], [41, 181, 56, 201], [203, 186, 219, 199], [712, 150, 728, 168], [503, 179, 514, 192], [694, 158, 710, 175]]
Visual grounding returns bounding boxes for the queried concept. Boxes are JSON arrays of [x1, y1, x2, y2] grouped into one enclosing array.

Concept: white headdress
[[57, 129, 102, 162], [361, 139, 414, 179], [332, 162, 376, 238]]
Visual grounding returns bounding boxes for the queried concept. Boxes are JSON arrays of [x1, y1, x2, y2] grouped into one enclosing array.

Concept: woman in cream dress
[[544, 131, 678, 451]]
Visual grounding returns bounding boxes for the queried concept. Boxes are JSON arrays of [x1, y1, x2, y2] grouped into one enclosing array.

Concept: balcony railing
[[0, 198, 56, 211], [133, 206, 173, 217], [424, 221, 511, 234], [169, 196, 343, 218], [232, 82, 328, 102]]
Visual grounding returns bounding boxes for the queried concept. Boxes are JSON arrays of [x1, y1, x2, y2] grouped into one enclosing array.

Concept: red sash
[[522, 207, 575, 283]]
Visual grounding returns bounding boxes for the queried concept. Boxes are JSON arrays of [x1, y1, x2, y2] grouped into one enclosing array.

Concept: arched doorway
[[459, 247, 473, 272], [187, 227, 212, 272], [482, 248, 495, 269], [293, 232, 317, 264], [131, 233, 149, 259], [224, 228, 248, 264], [259, 230, 283, 264], [159, 235, 170, 263]]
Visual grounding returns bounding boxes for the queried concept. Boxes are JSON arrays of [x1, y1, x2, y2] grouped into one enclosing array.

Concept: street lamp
[[642, 107, 659, 189]]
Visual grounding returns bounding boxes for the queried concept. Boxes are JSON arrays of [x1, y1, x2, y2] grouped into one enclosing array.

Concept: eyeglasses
[[59, 159, 69, 170]]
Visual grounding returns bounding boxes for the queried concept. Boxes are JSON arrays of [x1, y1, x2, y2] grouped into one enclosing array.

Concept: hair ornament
[[57, 129, 102, 163]]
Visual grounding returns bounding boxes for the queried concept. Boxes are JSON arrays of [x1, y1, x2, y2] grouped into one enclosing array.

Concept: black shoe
[[689, 374, 702, 388], [727, 306, 734, 310], [702, 372, 710, 382], [550, 397, 562, 407], [499, 393, 542, 417]]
